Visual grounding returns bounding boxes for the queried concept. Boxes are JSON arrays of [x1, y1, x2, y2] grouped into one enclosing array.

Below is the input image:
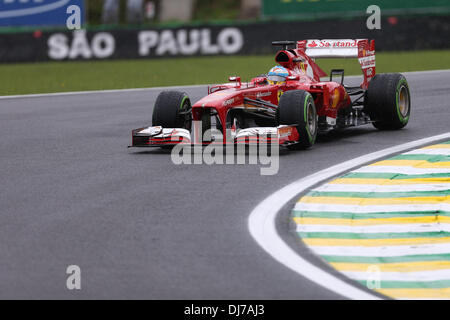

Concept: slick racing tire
[[277, 90, 318, 149], [152, 91, 192, 130], [365, 73, 411, 130]]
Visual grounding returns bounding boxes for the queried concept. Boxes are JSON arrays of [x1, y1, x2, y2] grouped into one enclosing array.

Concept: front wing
[[130, 125, 301, 148]]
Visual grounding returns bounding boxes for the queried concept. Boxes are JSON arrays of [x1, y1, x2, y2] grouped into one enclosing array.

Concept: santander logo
[[0, 0, 70, 19], [307, 39, 358, 48]]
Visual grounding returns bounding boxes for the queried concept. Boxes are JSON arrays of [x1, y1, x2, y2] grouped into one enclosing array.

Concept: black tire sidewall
[[366, 73, 411, 130], [278, 90, 317, 148], [152, 91, 190, 129]]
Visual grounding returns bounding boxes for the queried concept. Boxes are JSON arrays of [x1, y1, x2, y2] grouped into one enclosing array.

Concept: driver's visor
[[268, 75, 286, 83]]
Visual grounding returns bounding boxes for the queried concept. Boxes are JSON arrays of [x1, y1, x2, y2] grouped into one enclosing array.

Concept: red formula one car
[[131, 39, 411, 149]]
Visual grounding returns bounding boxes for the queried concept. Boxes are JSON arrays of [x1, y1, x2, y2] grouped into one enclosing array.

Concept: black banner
[[0, 15, 449, 63]]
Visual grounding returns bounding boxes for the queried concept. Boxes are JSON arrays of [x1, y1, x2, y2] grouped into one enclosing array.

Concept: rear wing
[[297, 39, 376, 89]]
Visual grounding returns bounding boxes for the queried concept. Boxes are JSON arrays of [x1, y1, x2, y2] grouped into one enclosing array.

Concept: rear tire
[[277, 90, 318, 149], [365, 73, 411, 130], [152, 91, 192, 130]]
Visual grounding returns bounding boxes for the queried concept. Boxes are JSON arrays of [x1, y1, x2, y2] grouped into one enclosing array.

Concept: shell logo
[[331, 88, 340, 108], [0, 0, 70, 19]]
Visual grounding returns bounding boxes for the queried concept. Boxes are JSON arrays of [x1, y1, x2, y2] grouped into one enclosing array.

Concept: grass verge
[[0, 50, 449, 95]]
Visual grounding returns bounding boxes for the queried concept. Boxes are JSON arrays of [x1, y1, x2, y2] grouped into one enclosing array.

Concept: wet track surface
[[0, 70, 449, 299]]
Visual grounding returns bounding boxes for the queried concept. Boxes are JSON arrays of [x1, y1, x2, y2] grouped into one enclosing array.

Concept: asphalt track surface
[[0, 70, 449, 299]]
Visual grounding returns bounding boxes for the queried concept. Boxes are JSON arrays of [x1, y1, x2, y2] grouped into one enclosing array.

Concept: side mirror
[[330, 69, 344, 85], [228, 76, 241, 87], [287, 75, 300, 81]]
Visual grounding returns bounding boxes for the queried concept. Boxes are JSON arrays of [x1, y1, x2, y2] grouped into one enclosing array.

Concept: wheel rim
[[307, 100, 317, 136], [398, 85, 410, 118]]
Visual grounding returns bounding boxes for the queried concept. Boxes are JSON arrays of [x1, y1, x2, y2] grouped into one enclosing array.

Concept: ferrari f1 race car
[[130, 39, 411, 149]]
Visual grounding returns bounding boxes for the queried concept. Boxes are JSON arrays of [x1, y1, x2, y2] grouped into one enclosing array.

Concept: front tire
[[152, 91, 192, 130], [277, 90, 318, 149], [365, 73, 411, 130]]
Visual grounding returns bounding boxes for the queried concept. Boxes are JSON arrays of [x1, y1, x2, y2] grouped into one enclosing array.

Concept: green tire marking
[[396, 78, 410, 124], [303, 93, 313, 143], [179, 95, 188, 110]]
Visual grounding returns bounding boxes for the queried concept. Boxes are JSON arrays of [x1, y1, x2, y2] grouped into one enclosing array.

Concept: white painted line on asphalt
[[319, 68, 450, 81], [400, 69, 450, 76], [0, 84, 208, 100], [248, 132, 450, 300], [1, 69, 449, 100], [405, 148, 450, 155]]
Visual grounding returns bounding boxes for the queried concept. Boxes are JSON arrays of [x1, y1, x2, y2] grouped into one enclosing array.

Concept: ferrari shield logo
[[300, 62, 306, 73]]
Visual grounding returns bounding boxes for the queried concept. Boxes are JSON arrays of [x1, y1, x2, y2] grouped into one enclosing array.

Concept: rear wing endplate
[[297, 39, 376, 89]]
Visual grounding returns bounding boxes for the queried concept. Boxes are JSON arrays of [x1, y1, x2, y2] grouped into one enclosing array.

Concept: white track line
[[248, 132, 450, 300], [0, 84, 207, 100], [404, 149, 450, 155]]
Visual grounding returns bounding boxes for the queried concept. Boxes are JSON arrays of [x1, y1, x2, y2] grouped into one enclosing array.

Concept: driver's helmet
[[267, 66, 290, 85]]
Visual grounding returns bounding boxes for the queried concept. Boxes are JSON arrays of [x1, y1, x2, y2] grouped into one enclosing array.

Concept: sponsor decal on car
[[277, 126, 293, 138], [331, 88, 340, 109], [222, 98, 235, 106], [300, 62, 307, 73], [307, 39, 358, 48], [256, 91, 272, 98], [358, 56, 376, 69]]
